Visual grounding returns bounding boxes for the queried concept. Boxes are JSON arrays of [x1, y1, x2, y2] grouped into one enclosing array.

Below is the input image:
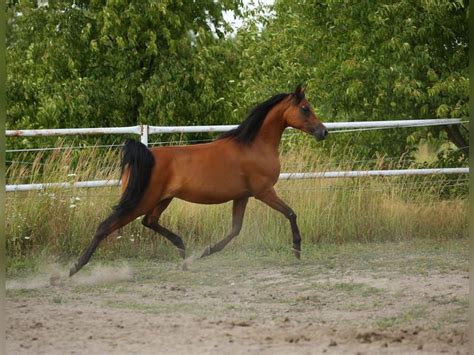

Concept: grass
[[374, 304, 430, 330], [6, 136, 468, 273]]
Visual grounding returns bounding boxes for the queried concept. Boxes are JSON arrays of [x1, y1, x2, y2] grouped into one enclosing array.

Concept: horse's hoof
[[178, 248, 186, 259], [69, 263, 82, 277], [69, 263, 79, 277], [293, 249, 301, 260], [200, 246, 211, 258]]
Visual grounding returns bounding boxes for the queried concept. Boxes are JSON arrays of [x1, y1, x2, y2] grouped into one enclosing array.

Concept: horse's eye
[[301, 106, 309, 113]]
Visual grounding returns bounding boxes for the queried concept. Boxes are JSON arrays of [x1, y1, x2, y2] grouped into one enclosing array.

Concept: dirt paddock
[[6, 240, 469, 354]]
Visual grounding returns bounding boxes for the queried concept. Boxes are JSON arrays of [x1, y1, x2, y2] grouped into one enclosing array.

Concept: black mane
[[219, 93, 290, 145]]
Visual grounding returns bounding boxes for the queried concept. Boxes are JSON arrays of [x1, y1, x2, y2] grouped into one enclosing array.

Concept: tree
[[7, 0, 469, 163], [233, 0, 469, 159], [7, 0, 242, 132]]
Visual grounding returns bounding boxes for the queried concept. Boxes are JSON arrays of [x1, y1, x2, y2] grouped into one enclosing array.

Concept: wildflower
[[117, 235, 122, 239], [130, 238, 135, 242], [69, 204, 76, 209], [70, 196, 81, 204], [67, 173, 76, 177]]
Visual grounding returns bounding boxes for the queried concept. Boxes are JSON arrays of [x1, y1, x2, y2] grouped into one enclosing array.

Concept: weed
[[6, 139, 468, 271]]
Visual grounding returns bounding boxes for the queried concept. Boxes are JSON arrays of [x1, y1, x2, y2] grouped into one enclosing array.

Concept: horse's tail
[[113, 139, 155, 218]]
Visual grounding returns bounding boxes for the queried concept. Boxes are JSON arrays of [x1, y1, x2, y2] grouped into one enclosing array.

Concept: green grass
[[375, 304, 429, 330], [6, 138, 468, 273]]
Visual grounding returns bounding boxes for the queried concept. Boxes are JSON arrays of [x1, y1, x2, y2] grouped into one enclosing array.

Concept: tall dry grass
[[6, 136, 468, 271]]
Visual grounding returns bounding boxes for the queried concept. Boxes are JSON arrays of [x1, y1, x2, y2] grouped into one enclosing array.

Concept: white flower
[[69, 204, 76, 209], [130, 238, 135, 242], [117, 235, 122, 239]]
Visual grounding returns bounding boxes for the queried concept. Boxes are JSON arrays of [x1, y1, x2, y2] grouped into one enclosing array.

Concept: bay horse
[[69, 86, 328, 276]]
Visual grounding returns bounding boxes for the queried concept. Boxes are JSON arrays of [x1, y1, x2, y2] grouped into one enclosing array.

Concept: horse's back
[[149, 141, 251, 204]]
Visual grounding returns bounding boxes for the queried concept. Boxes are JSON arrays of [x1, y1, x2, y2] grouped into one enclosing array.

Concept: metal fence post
[[140, 125, 149, 146]]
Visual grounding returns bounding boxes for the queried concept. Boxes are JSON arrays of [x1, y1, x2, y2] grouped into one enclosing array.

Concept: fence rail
[[5, 119, 468, 192], [6, 168, 469, 192], [6, 119, 463, 146]]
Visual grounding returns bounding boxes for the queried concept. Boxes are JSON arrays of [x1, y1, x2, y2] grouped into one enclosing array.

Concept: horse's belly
[[177, 194, 240, 204], [174, 186, 250, 204]]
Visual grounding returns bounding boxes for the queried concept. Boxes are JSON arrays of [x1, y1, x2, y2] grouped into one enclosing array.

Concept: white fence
[[5, 119, 469, 192], [5, 119, 463, 146], [5, 168, 469, 192]]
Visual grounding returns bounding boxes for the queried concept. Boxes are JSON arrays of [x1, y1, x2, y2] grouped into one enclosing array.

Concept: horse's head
[[283, 86, 328, 141]]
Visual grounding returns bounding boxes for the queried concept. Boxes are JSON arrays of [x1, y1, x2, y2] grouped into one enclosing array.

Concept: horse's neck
[[254, 110, 286, 154]]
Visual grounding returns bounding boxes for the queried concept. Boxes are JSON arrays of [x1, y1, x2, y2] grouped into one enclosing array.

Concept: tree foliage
[[7, 0, 241, 130], [6, 0, 469, 161], [233, 0, 469, 158]]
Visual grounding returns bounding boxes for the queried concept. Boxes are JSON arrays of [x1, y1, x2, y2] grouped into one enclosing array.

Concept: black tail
[[113, 139, 155, 218]]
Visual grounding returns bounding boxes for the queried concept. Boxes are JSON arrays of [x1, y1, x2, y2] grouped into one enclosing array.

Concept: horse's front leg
[[256, 188, 302, 259], [200, 197, 249, 258]]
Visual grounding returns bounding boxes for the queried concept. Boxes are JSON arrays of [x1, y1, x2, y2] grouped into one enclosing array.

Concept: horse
[[69, 86, 328, 276]]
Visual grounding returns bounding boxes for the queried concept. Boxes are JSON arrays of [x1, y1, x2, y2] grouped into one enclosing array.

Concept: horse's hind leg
[[69, 211, 141, 277], [142, 198, 186, 259], [200, 197, 249, 258]]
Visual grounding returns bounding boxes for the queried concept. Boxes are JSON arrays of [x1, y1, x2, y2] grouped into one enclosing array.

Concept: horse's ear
[[293, 84, 305, 103], [295, 85, 305, 95]]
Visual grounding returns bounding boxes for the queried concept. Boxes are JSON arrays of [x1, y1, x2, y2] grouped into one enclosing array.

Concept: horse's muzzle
[[312, 125, 329, 141]]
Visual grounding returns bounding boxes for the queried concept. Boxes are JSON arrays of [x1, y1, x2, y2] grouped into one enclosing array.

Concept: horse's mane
[[219, 93, 290, 145]]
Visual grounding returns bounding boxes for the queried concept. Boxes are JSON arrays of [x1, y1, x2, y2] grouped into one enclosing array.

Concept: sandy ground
[[6, 241, 469, 354]]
